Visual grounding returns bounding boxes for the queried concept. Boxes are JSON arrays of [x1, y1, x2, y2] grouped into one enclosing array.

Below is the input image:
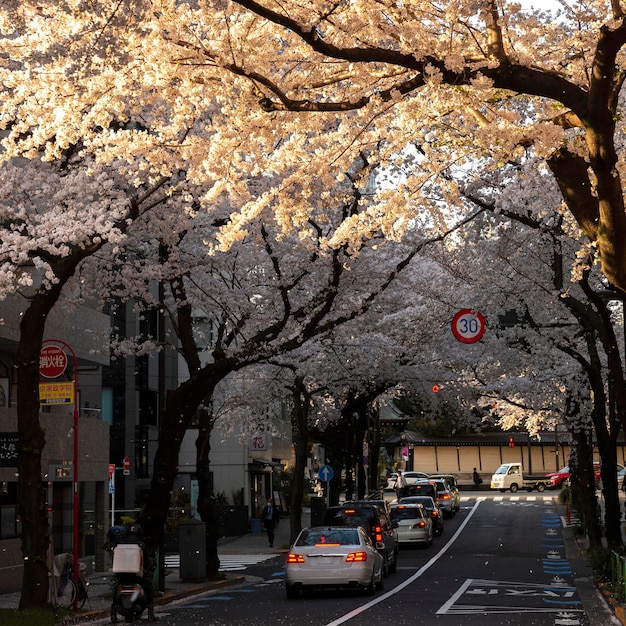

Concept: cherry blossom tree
[[4, 2, 626, 293], [0, 154, 183, 608]]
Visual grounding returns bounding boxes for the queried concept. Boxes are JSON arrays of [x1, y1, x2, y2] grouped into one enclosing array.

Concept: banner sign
[[39, 381, 75, 404]]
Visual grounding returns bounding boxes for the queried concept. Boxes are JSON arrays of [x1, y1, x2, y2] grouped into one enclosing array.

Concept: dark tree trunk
[[289, 377, 310, 544], [564, 279, 624, 547], [369, 409, 381, 492], [140, 364, 234, 559], [571, 429, 603, 549], [195, 408, 220, 579], [16, 301, 51, 609], [17, 269, 78, 609]]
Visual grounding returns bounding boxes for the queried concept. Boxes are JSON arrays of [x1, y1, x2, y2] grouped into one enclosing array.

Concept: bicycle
[[55, 557, 89, 609]]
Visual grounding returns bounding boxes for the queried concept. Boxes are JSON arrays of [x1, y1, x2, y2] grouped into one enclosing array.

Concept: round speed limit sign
[[451, 309, 486, 344]]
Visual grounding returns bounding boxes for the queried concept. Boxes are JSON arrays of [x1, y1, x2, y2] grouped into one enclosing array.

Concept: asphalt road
[[150, 494, 593, 626]]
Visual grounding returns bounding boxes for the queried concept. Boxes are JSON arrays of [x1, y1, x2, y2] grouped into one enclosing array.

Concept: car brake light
[[287, 553, 305, 564], [440, 494, 450, 500], [374, 526, 383, 542], [344, 509, 356, 514], [397, 505, 406, 509], [413, 521, 426, 529], [346, 552, 367, 562], [314, 543, 340, 547]]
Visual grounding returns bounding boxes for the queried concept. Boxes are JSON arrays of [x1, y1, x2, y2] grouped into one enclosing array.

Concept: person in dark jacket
[[261, 498, 280, 547], [473, 468, 483, 489]]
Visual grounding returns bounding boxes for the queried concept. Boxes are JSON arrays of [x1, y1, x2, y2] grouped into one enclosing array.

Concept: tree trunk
[[140, 366, 233, 558], [17, 278, 72, 608], [195, 408, 220, 580], [16, 303, 50, 609], [571, 429, 603, 549], [289, 378, 309, 544]]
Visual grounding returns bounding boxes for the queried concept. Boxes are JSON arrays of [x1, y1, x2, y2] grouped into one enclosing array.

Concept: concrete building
[[0, 293, 110, 592]]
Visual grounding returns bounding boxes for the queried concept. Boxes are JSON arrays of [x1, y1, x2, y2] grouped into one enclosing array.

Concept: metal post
[[42, 339, 79, 610], [72, 356, 79, 612]]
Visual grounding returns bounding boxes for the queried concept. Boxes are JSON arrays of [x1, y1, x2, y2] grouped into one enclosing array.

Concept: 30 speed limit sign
[[451, 309, 486, 344]]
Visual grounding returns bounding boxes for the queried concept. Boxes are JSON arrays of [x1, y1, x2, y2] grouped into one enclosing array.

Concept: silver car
[[285, 526, 384, 598], [430, 478, 456, 518], [390, 503, 433, 546]]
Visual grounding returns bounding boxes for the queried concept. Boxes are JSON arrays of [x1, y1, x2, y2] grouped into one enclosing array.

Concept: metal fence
[[611, 550, 626, 601]]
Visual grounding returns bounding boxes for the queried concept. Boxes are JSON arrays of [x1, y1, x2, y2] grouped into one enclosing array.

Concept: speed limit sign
[[451, 309, 486, 344]]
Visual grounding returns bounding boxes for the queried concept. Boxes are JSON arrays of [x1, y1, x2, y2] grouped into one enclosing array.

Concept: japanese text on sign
[[39, 382, 75, 404], [0, 433, 19, 467], [250, 435, 267, 451]]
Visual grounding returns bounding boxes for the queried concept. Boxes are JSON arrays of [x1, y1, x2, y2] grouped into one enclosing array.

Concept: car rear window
[[323, 508, 376, 529], [296, 528, 360, 546], [391, 507, 423, 520], [399, 496, 435, 508], [400, 484, 436, 498]]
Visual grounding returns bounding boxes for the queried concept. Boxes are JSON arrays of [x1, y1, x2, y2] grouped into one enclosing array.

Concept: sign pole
[[40, 339, 79, 611], [110, 471, 115, 528]]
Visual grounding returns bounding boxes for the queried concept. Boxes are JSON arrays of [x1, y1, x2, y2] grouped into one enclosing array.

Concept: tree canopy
[[3, 1, 626, 291]]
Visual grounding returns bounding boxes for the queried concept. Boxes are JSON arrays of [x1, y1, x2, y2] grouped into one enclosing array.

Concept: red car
[[545, 464, 600, 489]]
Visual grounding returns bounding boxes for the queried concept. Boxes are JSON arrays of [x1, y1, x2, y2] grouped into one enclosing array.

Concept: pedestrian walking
[[473, 468, 483, 490], [261, 498, 280, 547], [394, 469, 406, 500]]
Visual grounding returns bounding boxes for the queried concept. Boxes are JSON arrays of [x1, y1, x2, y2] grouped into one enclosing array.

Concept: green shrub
[[0, 607, 70, 626], [586, 545, 614, 582]]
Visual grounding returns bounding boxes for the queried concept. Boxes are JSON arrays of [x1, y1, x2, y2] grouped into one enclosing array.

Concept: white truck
[[490, 462, 549, 493]]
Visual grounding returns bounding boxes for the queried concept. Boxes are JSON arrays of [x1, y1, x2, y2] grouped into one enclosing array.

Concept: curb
[[561, 522, 624, 626], [60, 575, 246, 624]]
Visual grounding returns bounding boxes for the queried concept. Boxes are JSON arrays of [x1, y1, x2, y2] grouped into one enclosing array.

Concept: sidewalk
[[0, 513, 296, 620]]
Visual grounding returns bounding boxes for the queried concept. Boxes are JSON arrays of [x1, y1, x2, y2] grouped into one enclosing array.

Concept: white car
[[389, 503, 433, 546], [385, 473, 398, 490], [402, 471, 430, 485], [285, 526, 384, 598]]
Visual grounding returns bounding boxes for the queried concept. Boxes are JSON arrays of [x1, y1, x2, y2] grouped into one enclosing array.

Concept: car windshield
[[296, 528, 360, 546], [391, 507, 423, 520], [494, 465, 509, 475]]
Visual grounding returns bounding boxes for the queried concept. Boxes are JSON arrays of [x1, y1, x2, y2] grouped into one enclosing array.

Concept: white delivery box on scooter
[[112, 543, 144, 577]]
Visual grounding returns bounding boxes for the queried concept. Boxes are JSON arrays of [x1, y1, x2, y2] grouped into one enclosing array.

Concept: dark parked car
[[345, 499, 399, 552], [398, 495, 444, 536], [322, 504, 398, 576]]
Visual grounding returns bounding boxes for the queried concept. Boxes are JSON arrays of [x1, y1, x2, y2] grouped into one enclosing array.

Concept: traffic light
[[508, 437, 515, 448]]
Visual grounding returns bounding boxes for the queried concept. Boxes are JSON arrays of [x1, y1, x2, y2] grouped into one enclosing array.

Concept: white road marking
[[323, 500, 482, 626]]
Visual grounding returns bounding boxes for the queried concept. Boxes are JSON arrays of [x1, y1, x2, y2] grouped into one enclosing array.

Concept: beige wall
[[405, 443, 612, 477]]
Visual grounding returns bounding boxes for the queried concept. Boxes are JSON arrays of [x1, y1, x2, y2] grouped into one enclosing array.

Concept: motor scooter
[[110, 543, 147, 623]]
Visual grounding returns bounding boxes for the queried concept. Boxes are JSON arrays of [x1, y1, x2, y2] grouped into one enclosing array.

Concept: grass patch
[[0, 607, 70, 626]]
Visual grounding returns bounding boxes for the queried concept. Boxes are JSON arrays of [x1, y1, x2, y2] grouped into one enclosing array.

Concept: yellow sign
[[39, 382, 75, 404]]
